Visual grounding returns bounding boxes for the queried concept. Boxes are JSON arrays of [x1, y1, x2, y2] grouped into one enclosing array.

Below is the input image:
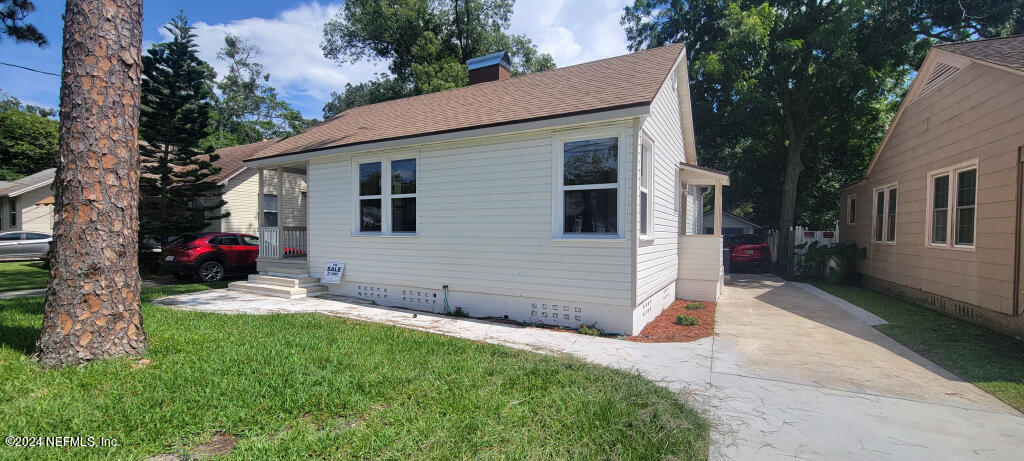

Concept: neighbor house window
[[847, 194, 856, 225], [927, 161, 977, 248], [873, 184, 897, 243], [356, 156, 417, 234], [262, 194, 278, 227], [639, 139, 653, 237], [560, 136, 619, 236], [7, 197, 15, 228]]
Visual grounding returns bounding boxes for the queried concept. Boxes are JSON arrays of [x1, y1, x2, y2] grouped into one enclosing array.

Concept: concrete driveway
[[155, 275, 1024, 460]]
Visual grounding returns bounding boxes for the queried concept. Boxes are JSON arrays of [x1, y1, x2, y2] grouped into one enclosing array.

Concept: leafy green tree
[[138, 13, 225, 247], [1, 0, 46, 46], [623, 0, 1023, 271], [320, 0, 555, 116], [207, 34, 318, 148], [0, 92, 57, 180]]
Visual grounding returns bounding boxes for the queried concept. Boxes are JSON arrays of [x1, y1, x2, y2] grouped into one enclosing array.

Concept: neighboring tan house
[[230, 44, 731, 335], [0, 168, 55, 234], [202, 139, 308, 236], [839, 35, 1024, 338], [703, 211, 760, 235]]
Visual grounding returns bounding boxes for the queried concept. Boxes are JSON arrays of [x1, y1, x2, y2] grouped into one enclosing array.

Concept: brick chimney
[[467, 51, 512, 85]]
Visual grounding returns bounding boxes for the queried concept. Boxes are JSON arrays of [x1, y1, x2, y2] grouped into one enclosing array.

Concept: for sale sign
[[322, 262, 345, 284]]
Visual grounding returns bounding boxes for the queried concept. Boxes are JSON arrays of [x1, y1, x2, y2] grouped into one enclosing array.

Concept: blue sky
[[1, 1, 631, 119]]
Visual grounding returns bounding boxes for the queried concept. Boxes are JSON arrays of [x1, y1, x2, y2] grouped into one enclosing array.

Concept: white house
[[230, 44, 730, 335], [0, 169, 56, 234]]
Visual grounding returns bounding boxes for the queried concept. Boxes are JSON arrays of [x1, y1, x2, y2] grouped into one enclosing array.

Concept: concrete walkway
[[154, 276, 1024, 460]]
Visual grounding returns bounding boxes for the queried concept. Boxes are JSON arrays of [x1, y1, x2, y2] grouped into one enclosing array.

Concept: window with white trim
[[558, 135, 620, 236], [639, 139, 653, 237], [356, 156, 417, 234], [7, 197, 16, 228], [873, 184, 897, 243], [847, 194, 856, 225], [262, 194, 278, 227], [927, 162, 977, 248]]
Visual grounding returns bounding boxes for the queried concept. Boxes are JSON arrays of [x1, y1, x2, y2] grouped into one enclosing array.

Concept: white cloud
[[156, 2, 388, 118], [509, 0, 631, 67]]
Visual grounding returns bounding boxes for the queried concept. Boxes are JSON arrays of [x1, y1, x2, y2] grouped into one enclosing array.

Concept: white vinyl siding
[[636, 64, 690, 303], [208, 168, 260, 234], [307, 124, 634, 309]]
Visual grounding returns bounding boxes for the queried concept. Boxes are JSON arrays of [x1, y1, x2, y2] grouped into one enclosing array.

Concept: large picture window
[[561, 136, 619, 235], [873, 184, 897, 244], [927, 161, 977, 248], [356, 156, 417, 234]]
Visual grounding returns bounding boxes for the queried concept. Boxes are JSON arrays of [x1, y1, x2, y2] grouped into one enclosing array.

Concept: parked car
[[0, 231, 52, 261], [724, 234, 771, 272], [160, 233, 260, 282]]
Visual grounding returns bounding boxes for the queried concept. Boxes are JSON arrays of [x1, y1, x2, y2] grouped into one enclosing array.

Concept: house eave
[[244, 103, 652, 168]]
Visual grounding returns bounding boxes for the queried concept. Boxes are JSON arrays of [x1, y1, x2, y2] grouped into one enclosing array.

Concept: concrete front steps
[[228, 258, 327, 299]]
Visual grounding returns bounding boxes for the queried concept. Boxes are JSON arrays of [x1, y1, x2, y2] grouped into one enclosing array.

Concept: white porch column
[[276, 166, 284, 259], [257, 168, 264, 227], [713, 179, 723, 237]]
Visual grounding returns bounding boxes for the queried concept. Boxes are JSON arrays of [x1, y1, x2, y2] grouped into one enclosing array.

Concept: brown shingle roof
[[210, 139, 279, 183], [250, 43, 686, 161], [936, 34, 1024, 73]]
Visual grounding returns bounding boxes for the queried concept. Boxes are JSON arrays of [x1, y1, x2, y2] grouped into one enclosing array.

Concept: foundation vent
[[530, 302, 583, 325]]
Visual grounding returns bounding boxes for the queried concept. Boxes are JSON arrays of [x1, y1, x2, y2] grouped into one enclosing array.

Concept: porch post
[[713, 179, 723, 237], [276, 166, 284, 259], [257, 168, 264, 228]]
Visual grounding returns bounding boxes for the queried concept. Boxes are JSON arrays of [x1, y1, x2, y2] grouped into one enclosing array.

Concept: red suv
[[725, 234, 771, 272], [160, 233, 259, 282]]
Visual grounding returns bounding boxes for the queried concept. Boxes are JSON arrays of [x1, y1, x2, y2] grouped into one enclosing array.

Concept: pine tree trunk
[[35, 0, 146, 367]]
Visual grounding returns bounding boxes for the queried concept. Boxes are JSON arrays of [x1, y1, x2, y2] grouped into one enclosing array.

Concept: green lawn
[[814, 283, 1024, 412], [0, 261, 49, 292], [0, 284, 708, 460]]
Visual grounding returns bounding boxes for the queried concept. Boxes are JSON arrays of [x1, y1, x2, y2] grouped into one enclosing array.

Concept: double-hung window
[[557, 132, 622, 237], [639, 139, 653, 237], [847, 194, 856, 225], [356, 156, 417, 234], [7, 197, 16, 228], [927, 161, 977, 248], [873, 184, 897, 243], [262, 194, 278, 227]]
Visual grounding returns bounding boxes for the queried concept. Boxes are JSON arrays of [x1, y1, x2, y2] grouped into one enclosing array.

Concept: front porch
[[676, 162, 730, 301], [230, 164, 325, 298]]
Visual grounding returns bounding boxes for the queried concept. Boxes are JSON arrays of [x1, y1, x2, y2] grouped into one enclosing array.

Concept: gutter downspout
[[1014, 146, 1023, 316]]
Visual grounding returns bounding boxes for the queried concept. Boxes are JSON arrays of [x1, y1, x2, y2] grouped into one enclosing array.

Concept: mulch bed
[[624, 300, 716, 343]]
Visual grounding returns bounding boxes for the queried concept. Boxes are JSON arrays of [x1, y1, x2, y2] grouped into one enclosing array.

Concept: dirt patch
[[191, 433, 238, 458], [625, 300, 716, 343]]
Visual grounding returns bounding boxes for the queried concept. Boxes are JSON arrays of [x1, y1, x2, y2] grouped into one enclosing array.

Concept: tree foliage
[[622, 0, 1023, 270], [206, 34, 318, 148], [0, 92, 57, 180], [138, 13, 225, 246], [1, 0, 46, 46], [320, 0, 555, 117]]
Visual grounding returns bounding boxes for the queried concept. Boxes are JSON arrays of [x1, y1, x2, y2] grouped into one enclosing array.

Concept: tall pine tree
[[139, 13, 225, 247]]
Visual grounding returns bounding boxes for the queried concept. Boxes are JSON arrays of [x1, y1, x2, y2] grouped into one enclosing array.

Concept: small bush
[[674, 315, 698, 326], [578, 323, 603, 336], [684, 302, 704, 310], [450, 306, 468, 317]]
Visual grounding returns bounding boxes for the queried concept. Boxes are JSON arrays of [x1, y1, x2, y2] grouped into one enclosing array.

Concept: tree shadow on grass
[[0, 324, 40, 355]]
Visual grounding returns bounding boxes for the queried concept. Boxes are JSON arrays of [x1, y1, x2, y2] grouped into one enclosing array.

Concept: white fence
[[258, 226, 308, 259], [766, 225, 840, 264]]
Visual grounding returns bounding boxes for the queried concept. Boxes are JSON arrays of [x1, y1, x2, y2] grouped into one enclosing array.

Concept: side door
[[0, 233, 25, 259], [215, 235, 245, 268], [22, 233, 52, 258]]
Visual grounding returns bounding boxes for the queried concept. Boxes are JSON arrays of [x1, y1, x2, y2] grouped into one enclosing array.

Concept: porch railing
[[258, 226, 307, 259]]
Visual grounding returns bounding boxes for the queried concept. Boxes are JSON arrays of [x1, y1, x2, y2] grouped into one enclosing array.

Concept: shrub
[[674, 315, 698, 326], [684, 302, 704, 310], [793, 241, 866, 283], [450, 306, 468, 317], [578, 323, 603, 336]]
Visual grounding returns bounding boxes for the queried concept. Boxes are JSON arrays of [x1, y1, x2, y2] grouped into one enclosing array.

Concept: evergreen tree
[[0, 92, 57, 180], [138, 13, 225, 247]]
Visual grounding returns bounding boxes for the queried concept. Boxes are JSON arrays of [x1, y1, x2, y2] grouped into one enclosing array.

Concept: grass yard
[[0, 261, 49, 293], [814, 283, 1024, 412], [0, 284, 708, 460]]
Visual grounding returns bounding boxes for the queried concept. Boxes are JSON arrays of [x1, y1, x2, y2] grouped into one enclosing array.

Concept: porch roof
[[678, 163, 730, 186]]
